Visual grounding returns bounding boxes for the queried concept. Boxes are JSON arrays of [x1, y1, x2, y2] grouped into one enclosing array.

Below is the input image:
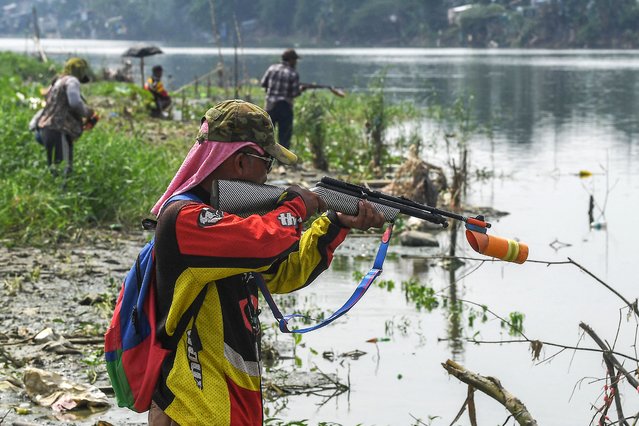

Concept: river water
[[3, 38, 639, 425]]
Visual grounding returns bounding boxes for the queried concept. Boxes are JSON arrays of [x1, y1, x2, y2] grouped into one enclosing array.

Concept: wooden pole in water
[[181, 92, 186, 122], [208, 0, 226, 91], [140, 57, 145, 88], [233, 40, 238, 99], [31, 6, 47, 63]]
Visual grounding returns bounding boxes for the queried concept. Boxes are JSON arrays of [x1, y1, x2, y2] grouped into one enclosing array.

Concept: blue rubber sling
[[257, 224, 393, 333]]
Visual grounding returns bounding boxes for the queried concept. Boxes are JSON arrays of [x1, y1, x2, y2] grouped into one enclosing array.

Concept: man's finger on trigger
[[358, 200, 367, 217], [362, 200, 375, 219]]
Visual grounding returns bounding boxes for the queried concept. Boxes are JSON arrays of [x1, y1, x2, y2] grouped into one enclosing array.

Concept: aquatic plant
[[296, 92, 329, 171]]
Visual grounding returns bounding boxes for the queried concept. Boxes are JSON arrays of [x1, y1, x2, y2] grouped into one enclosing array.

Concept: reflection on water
[[4, 37, 639, 144], [446, 223, 464, 360]]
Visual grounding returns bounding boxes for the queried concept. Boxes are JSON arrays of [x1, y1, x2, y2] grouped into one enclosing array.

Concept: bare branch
[[603, 353, 628, 426], [448, 385, 478, 426], [449, 388, 470, 426], [442, 359, 538, 426], [409, 413, 431, 426], [580, 322, 639, 390], [468, 384, 477, 426], [438, 337, 639, 364], [568, 258, 639, 317]]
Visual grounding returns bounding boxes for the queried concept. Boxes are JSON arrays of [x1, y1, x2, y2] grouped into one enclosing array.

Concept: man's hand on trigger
[[286, 185, 327, 221], [336, 200, 385, 230]]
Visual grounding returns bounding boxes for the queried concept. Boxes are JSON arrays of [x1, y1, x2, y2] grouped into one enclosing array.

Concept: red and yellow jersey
[[152, 191, 349, 425], [145, 76, 169, 98]]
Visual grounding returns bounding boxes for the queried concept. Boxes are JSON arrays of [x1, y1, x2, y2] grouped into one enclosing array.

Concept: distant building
[[0, 2, 32, 34], [447, 4, 474, 26], [105, 16, 127, 36]]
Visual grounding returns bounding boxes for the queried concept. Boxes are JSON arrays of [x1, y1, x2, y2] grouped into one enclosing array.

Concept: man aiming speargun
[[207, 177, 529, 333]]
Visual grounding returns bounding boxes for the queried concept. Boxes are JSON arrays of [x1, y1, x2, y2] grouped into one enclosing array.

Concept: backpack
[[104, 193, 205, 412]]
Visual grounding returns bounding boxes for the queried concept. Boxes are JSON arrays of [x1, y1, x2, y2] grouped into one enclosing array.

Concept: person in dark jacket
[[260, 49, 306, 149]]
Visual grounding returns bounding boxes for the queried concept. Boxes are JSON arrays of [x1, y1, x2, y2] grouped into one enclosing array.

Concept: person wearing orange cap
[[147, 99, 384, 425], [260, 48, 306, 150]]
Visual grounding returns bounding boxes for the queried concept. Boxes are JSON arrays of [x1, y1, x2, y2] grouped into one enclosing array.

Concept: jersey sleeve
[[169, 194, 348, 293], [261, 212, 349, 294]]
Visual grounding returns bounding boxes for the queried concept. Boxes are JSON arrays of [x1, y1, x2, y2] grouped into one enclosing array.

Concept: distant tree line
[[4, 0, 639, 48]]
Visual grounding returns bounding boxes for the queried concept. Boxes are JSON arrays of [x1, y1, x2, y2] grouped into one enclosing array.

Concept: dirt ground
[[0, 228, 151, 425]]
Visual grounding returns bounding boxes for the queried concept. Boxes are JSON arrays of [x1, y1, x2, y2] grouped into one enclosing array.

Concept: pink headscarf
[[150, 120, 264, 216]]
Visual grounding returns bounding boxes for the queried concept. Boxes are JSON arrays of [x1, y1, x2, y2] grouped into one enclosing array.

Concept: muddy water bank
[[0, 167, 372, 425], [0, 230, 150, 425]]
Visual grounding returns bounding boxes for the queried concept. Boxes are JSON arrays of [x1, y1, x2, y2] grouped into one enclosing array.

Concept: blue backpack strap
[[165, 192, 203, 205], [258, 224, 394, 333], [128, 192, 205, 335], [143, 192, 204, 230]]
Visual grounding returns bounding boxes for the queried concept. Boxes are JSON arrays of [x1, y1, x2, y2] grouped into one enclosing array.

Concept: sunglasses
[[241, 151, 275, 172]]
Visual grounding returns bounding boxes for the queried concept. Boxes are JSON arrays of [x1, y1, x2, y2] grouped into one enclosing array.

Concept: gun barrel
[[318, 176, 472, 227], [311, 187, 400, 222], [212, 178, 488, 229]]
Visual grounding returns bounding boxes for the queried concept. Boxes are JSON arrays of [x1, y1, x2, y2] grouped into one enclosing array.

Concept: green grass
[[0, 57, 188, 245], [0, 52, 422, 245], [0, 52, 58, 83]]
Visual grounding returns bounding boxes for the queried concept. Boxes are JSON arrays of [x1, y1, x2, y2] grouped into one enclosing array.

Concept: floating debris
[[590, 220, 607, 230], [23, 367, 110, 416], [549, 239, 572, 251], [366, 337, 390, 343]]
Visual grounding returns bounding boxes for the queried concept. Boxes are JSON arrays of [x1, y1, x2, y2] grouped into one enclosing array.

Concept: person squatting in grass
[[147, 99, 385, 425], [145, 65, 172, 118], [37, 57, 95, 177]]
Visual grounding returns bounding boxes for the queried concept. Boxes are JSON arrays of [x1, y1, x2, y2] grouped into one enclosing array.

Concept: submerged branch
[[442, 359, 538, 426]]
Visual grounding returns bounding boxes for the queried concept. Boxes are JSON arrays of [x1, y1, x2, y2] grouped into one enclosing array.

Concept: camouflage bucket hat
[[196, 99, 298, 165], [63, 57, 91, 83]]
